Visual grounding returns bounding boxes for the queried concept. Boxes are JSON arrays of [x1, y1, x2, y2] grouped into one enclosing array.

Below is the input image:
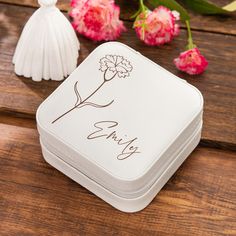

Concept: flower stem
[[51, 80, 107, 124], [130, 0, 146, 19], [51, 106, 77, 124], [139, 0, 145, 11], [51, 69, 120, 124], [82, 80, 106, 104], [186, 20, 196, 50]]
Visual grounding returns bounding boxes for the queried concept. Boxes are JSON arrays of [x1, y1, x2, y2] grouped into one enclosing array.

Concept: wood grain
[[0, 122, 236, 236], [0, 0, 235, 35], [0, 3, 236, 148], [0, 114, 36, 129]]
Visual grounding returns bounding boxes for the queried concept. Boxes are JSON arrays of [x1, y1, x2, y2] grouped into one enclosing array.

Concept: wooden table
[[0, 0, 235, 235]]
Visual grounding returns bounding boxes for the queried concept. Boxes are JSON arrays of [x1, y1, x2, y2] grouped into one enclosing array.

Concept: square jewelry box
[[36, 42, 203, 213]]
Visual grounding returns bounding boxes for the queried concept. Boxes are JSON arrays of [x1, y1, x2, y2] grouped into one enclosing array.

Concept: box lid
[[37, 42, 203, 198]]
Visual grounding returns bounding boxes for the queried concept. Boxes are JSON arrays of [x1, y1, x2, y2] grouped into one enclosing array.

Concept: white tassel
[[13, 0, 80, 82]]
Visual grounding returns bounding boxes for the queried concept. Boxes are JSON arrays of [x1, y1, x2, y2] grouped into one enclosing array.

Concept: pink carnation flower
[[70, 0, 126, 41], [134, 6, 180, 46], [174, 48, 208, 75]]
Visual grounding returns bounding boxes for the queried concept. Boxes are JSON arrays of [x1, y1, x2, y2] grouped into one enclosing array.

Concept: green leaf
[[148, 0, 190, 21], [223, 1, 236, 12], [181, 0, 229, 15]]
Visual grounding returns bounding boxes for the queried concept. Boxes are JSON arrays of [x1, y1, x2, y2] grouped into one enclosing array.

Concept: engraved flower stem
[[51, 69, 117, 124]]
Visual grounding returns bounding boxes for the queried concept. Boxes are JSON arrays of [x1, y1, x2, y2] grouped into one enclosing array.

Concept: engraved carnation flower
[[99, 55, 133, 79], [52, 54, 133, 124]]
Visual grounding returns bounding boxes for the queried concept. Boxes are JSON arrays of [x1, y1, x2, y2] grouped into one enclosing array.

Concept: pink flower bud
[[174, 48, 208, 75]]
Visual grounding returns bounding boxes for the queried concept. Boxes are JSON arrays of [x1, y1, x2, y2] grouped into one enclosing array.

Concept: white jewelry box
[[36, 42, 203, 212]]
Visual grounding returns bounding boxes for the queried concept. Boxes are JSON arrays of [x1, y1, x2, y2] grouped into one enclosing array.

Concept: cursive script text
[[87, 121, 140, 160]]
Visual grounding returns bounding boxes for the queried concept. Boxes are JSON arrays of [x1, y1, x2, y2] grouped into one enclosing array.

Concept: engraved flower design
[[52, 55, 133, 124], [99, 55, 133, 79]]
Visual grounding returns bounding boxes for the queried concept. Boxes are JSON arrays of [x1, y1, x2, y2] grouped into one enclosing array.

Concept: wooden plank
[[0, 0, 235, 35], [0, 0, 70, 11], [1, 3, 236, 147], [0, 114, 36, 129], [0, 122, 236, 235], [182, 4, 236, 35]]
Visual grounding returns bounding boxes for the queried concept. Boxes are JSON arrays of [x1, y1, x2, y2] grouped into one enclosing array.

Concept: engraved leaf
[[74, 81, 82, 106], [77, 100, 114, 109]]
